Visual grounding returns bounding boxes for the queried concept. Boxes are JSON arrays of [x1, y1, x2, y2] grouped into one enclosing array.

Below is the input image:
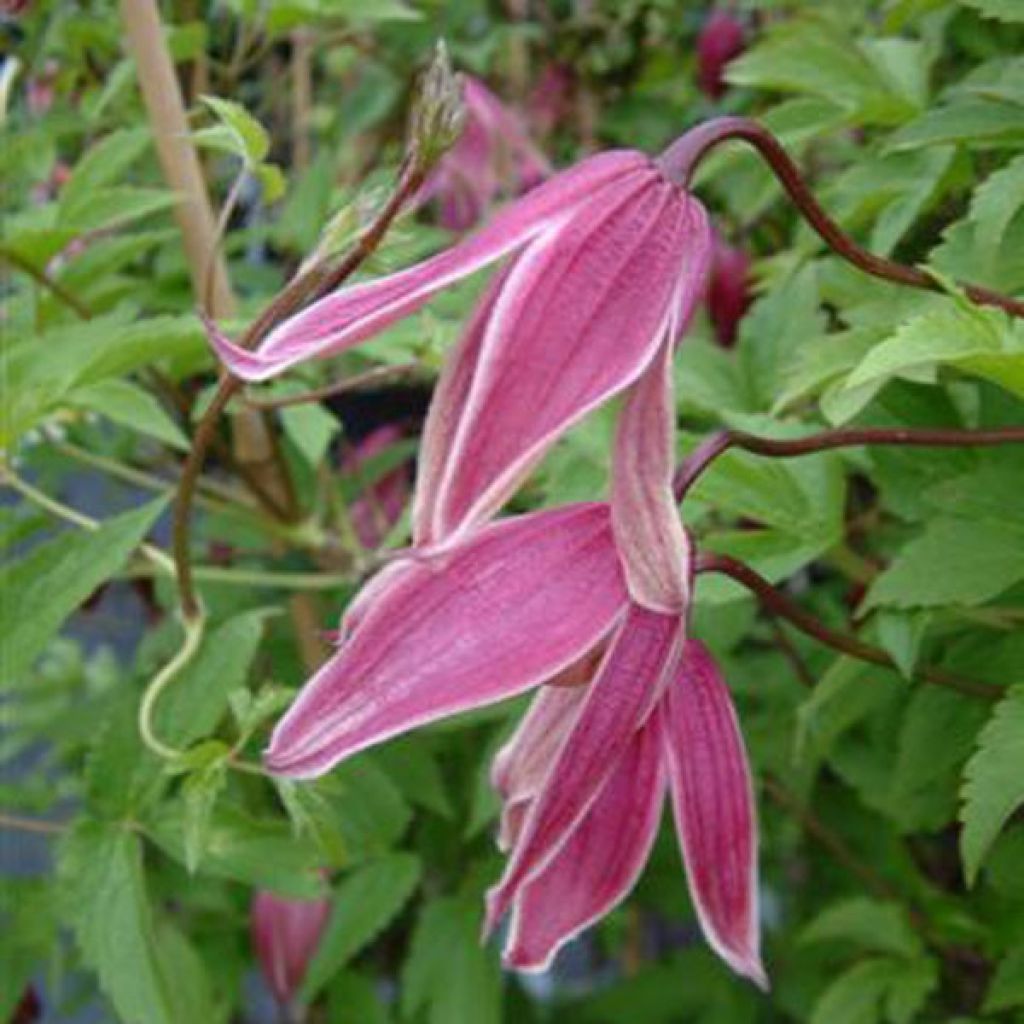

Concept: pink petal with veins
[[266, 504, 627, 778], [205, 151, 649, 381], [503, 711, 666, 972], [432, 176, 696, 541], [663, 641, 766, 988], [610, 340, 692, 613], [485, 605, 683, 931]]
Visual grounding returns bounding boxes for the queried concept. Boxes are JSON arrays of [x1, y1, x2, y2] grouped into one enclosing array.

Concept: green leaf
[[958, 0, 1024, 23], [325, 970, 394, 1024], [800, 899, 921, 958], [59, 186, 175, 234], [154, 609, 271, 748], [59, 128, 150, 214], [402, 897, 501, 1024], [863, 517, 1024, 610], [302, 853, 421, 998], [69, 378, 188, 450], [0, 498, 167, 683], [199, 95, 270, 166], [181, 755, 228, 874], [809, 955, 938, 1024], [969, 155, 1024, 253], [59, 819, 213, 1024], [960, 685, 1024, 884], [840, 304, 1024, 403], [145, 802, 326, 897], [254, 162, 287, 204], [984, 947, 1024, 1012], [726, 20, 918, 125], [280, 403, 342, 468], [887, 100, 1024, 151]]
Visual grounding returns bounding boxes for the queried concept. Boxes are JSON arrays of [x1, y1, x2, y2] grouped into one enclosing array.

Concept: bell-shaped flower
[[250, 889, 330, 1008], [206, 149, 711, 545], [418, 75, 551, 231], [490, 639, 765, 988]]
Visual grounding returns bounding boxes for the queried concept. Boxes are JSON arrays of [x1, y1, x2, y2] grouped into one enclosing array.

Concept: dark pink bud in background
[[250, 890, 330, 1008], [696, 10, 746, 101], [707, 236, 752, 347]]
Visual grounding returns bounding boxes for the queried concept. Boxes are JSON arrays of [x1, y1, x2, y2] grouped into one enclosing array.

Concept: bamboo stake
[[118, 0, 326, 671], [119, 0, 236, 318]]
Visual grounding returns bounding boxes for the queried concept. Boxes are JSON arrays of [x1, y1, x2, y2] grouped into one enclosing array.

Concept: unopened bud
[[708, 235, 752, 347], [410, 40, 467, 169], [251, 888, 330, 1008], [696, 10, 746, 101]]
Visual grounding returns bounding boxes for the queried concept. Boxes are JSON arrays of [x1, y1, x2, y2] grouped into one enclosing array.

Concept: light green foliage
[[0, 498, 167, 682], [960, 686, 1024, 884], [303, 853, 422, 997]]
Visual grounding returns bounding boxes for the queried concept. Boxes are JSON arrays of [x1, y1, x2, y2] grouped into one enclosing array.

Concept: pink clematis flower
[[418, 75, 551, 231], [206, 150, 711, 548], [250, 889, 330, 1008], [263, 256, 763, 982]]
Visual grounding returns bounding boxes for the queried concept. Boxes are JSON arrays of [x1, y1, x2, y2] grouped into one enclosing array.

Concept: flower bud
[[409, 40, 467, 170], [707, 236, 751, 347], [250, 889, 331, 1007], [696, 10, 745, 101]]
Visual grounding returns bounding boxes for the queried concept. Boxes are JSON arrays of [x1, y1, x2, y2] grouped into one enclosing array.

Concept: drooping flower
[[250, 889, 331, 1008], [263, 254, 763, 982], [527, 63, 574, 139], [707, 233, 752, 347], [206, 149, 711, 549], [491, 639, 763, 985], [696, 10, 746, 101], [418, 75, 551, 231]]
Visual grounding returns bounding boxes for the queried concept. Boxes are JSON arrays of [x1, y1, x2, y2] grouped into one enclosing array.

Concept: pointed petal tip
[[502, 942, 556, 975]]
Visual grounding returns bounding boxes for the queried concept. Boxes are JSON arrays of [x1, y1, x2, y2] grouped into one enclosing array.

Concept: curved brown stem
[[695, 552, 1000, 700], [171, 159, 426, 617], [674, 426, 1024, 501], [0, 246, 93, 320], [659, 117, 1024, 318]]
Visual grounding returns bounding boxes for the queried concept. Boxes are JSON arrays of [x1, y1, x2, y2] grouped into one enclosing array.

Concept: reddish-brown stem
[[674, 426, 1024, 501], [695, 553, 1000, 700], [659, 117, 1024, 318], [171, 159, 426, 617]]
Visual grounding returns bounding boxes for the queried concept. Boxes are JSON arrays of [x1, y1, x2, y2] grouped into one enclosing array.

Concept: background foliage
[[2, 0, 1023, 1021]]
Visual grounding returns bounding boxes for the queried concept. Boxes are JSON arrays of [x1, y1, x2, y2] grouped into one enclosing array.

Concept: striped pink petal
[[206, 151, 648, 381], [485, 605, 683, 931], [503, 712, 666, 972], [491, 685, 587, 852], [266, 503, 627, 778], [432, 177, 698, 542], [610, 340, 692, 613], [663, 641, 766, 988]]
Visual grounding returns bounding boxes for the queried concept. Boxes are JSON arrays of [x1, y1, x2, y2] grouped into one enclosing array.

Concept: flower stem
[[659, 117, 1024, 318], [674, 425, 1024, 501], [171, 158, 426, 619], [695, 552, 1000, 700], [0, 245, 93, 320]]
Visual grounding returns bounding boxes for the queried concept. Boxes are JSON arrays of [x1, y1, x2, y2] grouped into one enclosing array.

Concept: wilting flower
[[250, 889, 330, 1008], [206, 150, 711, 548], [342, 424, 411, 549], [696, 10, 746, 101], [418, 75, 551, 231], [707, 234, 752, 347]]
